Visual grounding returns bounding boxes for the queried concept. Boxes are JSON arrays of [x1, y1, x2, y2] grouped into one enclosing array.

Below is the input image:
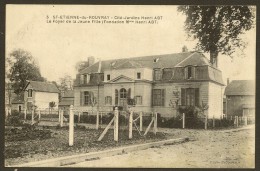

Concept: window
[[188, 67, 192, 79], [107, 74, 110, 81], [120, 88, 127, 98], [80, 91, 94, 106], [80, 75, 84, 84], [137, 72, 141, 79], [18, 105, 22, 112], [154, 70, 162, 81], [135, 96, 142, 105], [181, 88, 200, 106], [105, 96, 112, 105], [84, 74, 90, 84], [28, 89, 32, 97], [152, 89, 165, 106], [185, 66, 195, 79]]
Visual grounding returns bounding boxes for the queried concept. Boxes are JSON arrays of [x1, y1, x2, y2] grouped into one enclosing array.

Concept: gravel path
[[70, 125, 255, 168]]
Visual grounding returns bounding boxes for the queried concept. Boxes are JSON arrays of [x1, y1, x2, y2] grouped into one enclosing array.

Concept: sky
[[6, 5, 256, 84]]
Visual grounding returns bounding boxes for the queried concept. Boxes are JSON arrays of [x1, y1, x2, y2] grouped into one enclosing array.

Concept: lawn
[[5, 125, 167, 166]]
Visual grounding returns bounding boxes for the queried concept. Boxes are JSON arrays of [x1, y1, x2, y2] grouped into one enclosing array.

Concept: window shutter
[[161, 89, 165, 106], [115, 89, 118, 105], [195, 88, 200, 107], [184, 67, 188, 79], [128, 88, 131, 99], [80, 92, 83, 106], [181, 88, 186, 105]]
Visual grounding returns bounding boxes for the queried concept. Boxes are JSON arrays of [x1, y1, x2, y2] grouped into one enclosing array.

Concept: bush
[[6, 110, 24, 126]]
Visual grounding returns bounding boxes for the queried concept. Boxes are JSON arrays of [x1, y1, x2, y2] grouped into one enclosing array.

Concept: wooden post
[[69, 105, 74, 146], [31, 107, 34, 125], [38, 110, 41, 121], [129, 110, 133, 139], [58, 109, 61, 122], [60, 110, 64, 127], [154, 112, 158, 134], [182, 113, 185, 129], [96, 111, 99, 130], [140, 112, 143, 132], [205, 114, 207, 130], [114, 107, 119, 141], [24, 109, 27, 120], [213, 116, 215, 128], [100, 112, 103, 125], [245, 116, 248, 126], [78, 112, 81, 123]]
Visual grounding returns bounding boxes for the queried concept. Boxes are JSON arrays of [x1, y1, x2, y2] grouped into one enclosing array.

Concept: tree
[[178, 6, 255, 67], [49, 101, 56, 114], [7, 49, 46, 94], [58, 74, 73, 91]]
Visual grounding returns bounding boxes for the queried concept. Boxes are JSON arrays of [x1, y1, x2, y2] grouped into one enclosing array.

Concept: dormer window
[[137, 72, 141, 79], [154, 69, 162, 81], [28, 89, 32, 97], [185, 66, 195, 79], [107, 74, 110, 81]]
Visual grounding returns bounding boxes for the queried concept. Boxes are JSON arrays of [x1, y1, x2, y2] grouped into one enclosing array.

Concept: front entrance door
[[119, 88, 127, 110]]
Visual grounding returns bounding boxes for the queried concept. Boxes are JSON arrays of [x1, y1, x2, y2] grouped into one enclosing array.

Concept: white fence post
[[114, 107, 119, 141], [60, 110, 64, 127], [38, 110, 41, 121], [140, 111, 143, 131], [69, 105, 74, 146], [236, 116, 239, 127], [154, 112, 158, 134], [96, 111, 99, 130], [129, 110, 133, 139], [31, 108, 34, 125], [183, 113, 185, 129], [5, 107, 9, 122], [58, 109, 61, 122], [24, 109, 27, 120], [245, 116, 248, 126], [78, 112, 81, 123]]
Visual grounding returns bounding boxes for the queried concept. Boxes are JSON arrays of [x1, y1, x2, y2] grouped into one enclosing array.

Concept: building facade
[[23, 80, 60, 110], [74, 52, 224, 118], [224, 80, 255, 117]]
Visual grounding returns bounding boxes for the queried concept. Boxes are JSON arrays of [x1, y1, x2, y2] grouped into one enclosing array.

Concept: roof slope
[[63, 90, 74, 97], [12, 94, 24, 104], [79, 52, 212, 74], [224, 80, 255, 96], [25, 81, 60, 93]]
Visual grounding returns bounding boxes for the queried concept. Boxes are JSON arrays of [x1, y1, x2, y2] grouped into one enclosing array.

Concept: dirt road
[[70, 126, 255, 168]]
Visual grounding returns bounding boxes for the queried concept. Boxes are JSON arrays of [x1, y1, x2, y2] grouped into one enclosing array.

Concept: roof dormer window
[[137, 72, 141, 79], [185, 66, 195, 79], [28, 89, 32, 97]]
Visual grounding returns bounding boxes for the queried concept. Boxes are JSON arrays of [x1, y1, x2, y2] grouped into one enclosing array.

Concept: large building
[[224, 80, 255, 117], [73, 52, 224, 118]]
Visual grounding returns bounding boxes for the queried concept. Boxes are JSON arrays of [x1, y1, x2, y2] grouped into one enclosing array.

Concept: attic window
[[137, 72, 141, 79], [188, 67, 192, 78], [107, 74, 110, 81], [28, 89, 32, 97]]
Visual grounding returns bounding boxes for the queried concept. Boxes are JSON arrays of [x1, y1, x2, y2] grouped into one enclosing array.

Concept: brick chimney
[[88, 56, 95, 66]]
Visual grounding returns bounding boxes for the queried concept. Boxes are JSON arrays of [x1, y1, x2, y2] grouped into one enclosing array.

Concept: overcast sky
[[6, 5, 256, 84]]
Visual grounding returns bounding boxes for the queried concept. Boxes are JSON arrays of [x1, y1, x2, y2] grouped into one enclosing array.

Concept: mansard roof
[[79, 51, 212, 74], [23, 80, 60, 93]]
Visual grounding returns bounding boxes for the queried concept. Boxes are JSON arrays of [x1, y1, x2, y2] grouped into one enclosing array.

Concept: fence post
[[205, 114, 208, 130], [60, 110, 64, 127], [114, 107, 119, 141], [213, 116, 215, 128], [129, 110, 133, 139], [5, 107, 8, 122], [69, 105, 74, 146], [24, 109, 27, 120], [245, 116, 248, 126], [58, 109, 61, 122], [154, 112, 158, 134], [100, 112, 103, 125], [96, 111, 99, 130], [38, 110, 41, 121], [31, 107, 34, 125], [183, 113, 185, 129], [140, 111, 143, 131]]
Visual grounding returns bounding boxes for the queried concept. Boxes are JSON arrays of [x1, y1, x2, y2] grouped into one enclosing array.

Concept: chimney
[[227, 78, 230, 85], [98, 60, 102, 73], [88, 56, 95, 66]]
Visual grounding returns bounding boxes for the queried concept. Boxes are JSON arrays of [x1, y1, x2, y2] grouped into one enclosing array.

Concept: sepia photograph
[[4, 4, 256, 168]]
